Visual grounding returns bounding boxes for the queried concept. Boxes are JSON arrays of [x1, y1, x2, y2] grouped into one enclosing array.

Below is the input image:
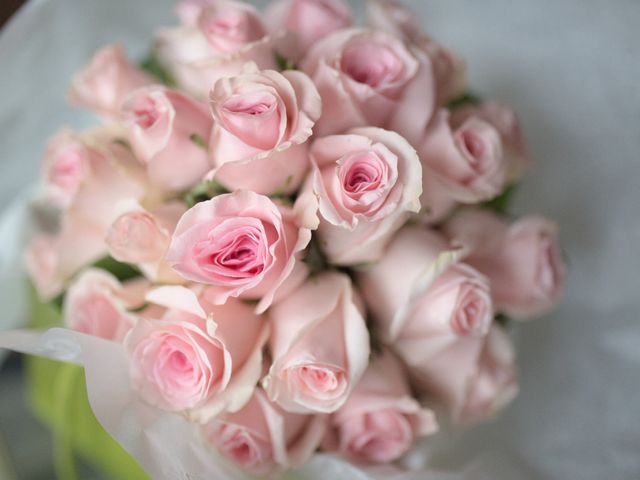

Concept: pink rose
[[358, 226, 494, 364], [301, 28, 436, 140], [155, 1, 278, 99], [63, 269, 135, 341], [41, 129, 90, 209], [67, 44, 152, 119], [450, 101, 530, 181], [444, 209, 566, 319], [417, 109, 507, 222], [309, 127, 422, 265], [366, 1, 466, 106], [263, 272, 370, 414], [202, 389, 326, 475], [122, 86, 213, 193], [208, 65, 321, 194], [106, 201, 187, 283], [324, 350, 437, 464], [126, 285, 268, 418], [411, 325, 518, 425], [28, 127, 146, 299], [266, 0, 353, 61], [166, 190, 315, 313], [25, 234, 64, 300]]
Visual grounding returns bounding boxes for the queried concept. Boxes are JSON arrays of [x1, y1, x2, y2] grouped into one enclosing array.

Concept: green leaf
[[481, 183, 519, 215], [447, 91, 482, 110], [274, 52, 297, 71], [139, 54, 177, 88], [189, 133, 208, 150], [93, 256, 142, 282], [183, 180, 230, 208], [495, 313, 513, 328]]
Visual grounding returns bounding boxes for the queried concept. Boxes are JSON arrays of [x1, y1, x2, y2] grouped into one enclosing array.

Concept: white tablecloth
[[0, 0, 638, 479]]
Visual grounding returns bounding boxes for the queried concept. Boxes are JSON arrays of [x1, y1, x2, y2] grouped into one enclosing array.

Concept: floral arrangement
[[13, 0, 565, 478]]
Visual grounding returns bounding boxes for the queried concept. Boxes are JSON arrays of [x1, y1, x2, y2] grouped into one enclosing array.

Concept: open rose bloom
[[3, 0, 566, 479]]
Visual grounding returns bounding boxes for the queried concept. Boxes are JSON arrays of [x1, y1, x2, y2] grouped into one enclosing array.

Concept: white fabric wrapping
[[0, 0, 638, 479]]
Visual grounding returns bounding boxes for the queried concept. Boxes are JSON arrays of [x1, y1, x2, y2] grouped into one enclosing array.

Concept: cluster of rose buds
[[25, 0, 565, 475]]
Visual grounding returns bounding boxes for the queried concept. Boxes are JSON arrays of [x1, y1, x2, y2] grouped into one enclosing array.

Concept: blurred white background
[[0, 0, 639, 478]]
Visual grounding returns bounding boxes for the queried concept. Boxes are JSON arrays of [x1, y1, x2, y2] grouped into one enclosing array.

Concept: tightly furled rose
[[324, 350, 437, 463], [155, 0, 278, 99], [301, 28, 436, 141], [411, 324, 518, 425], [63, 269, 136, 341], [309, 127, 422, 265], [166, 190, 315, 313], [358, 226, 493, 364], [444, 209, 566, 319], [122, 86, 213, 193], [450, 101, 529, 181], [208, 65, 321, 194], [126, 285, 268, 419], [366, 0, 466, 106], [263, 272, 370, 414], [67, 44, 152, 119], [106, 201, 187, 283], [202, 389, 327, 475], [266, 0, 353, 62], [417, 109, 508, 222]]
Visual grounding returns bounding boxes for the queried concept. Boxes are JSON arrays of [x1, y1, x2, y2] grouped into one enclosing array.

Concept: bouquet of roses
[[2, 0, 566, 478]]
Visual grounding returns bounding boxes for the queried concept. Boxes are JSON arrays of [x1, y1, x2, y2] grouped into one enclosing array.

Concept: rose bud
[[24, 234, 64, 301], [67, 44, 152, 119], [266, 0, 353, 62], [63, 269, 136, 341], [411, 325, 518, 425], [106, 201, 187, 283], [155, 1, 278, 99], [301, 28, 436, 141], [208, 65, 321, 195], [324, 350, 438, 464], [122, 86, 213, 193], [358, 226, 493, 365], [202, 388, 326, 475], [166, 190, 316, 313], [263, 272, 370, 414], [450, 101, 530, 181], [444, 209, 566, 320], [417, 109, 507, 221], [41, 129, 90, 209], [366, 0, 466, 106], [309, 127, 422, 265], [126, 285, 269, 419]]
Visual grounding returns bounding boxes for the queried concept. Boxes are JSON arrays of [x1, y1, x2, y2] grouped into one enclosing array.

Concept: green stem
[[53, 363, 81, 480]]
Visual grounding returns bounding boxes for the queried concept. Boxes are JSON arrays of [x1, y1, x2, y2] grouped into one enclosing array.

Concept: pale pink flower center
[[214, 424, 271, 469], [345, 410, 413, 463], [460, 129, 486, 171], [341, 41, 404, 88], [193, 220, 269, 282], [49, 147, 85, 191], [538, 235, 562, 296], [200, 7, 265, 51]]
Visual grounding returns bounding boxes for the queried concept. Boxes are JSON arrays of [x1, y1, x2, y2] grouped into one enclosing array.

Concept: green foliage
[[447, 91, 482, 110], [139, 54, 177, 88], [183, 180, 231, 208], [26, 285, 148, 480], [481, 183, 518, 215], [275, 52, 297, 71]]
